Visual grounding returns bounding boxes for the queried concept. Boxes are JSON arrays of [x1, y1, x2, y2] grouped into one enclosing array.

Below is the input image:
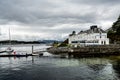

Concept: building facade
[[68, 25, 109, 47]]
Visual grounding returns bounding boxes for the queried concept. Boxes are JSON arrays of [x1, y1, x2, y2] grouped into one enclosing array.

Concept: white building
[[68, 25, 109, 47]]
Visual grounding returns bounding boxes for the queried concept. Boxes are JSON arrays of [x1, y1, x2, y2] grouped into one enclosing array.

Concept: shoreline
[[47, 44, 120, 57], [0, 44, 46, 47]]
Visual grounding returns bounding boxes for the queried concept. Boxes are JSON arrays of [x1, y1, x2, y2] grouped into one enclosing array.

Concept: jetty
[[0, 54, 32, 57], [47, 44, 120, 57], [0, 50, 32, 57], [0, 45, 47, 57]]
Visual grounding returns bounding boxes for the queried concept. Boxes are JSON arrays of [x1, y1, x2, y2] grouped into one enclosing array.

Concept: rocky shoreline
[[47, 44, 120, 57]]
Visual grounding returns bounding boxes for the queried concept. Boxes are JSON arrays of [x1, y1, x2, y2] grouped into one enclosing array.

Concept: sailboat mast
[[9, 27, 11, 46], [0, 27, 1, 35]]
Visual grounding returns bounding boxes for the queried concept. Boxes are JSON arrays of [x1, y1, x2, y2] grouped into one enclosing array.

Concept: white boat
[[6, 27, 14, 54], [6, 47, 14, 53]]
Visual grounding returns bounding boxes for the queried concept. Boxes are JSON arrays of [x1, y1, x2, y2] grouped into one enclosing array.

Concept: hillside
[[0, 40, 42, 45], [107, 15, 120, 43]]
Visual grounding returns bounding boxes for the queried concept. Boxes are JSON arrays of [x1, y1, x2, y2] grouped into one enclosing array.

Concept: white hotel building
[[68, 25, 109, 47]]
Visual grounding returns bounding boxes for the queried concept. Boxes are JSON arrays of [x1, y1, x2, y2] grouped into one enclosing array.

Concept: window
[[80, 40, 85, 43], [101, 41, 103, 44], [104, 41, 106, 45], [72, 41, 78, 43]]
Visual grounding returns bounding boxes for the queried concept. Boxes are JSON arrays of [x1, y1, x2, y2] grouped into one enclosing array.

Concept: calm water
[[0, 44, 120, 80]]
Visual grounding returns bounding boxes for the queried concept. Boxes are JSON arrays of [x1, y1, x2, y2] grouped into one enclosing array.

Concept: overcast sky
[[0, 0, 120, 41]]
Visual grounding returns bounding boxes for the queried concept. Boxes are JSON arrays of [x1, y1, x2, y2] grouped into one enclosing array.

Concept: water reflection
[[0, 44, 120, 80], [0, 56, 120, 80], [80, 58, 108, 73], [110, 58, 120, 79]]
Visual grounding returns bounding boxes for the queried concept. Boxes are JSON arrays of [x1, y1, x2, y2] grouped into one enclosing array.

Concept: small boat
[[39, 53, 43, 56], [5, 47, 14, 53], [5, 27, 14, 54]]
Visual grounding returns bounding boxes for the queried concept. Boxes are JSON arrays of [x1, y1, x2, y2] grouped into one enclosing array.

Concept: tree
[[112, 15, 120, 31], [116, 26, 120, 35], [107, 15, 120, 43]]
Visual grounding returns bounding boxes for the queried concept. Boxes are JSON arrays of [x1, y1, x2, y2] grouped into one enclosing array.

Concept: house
[[68, 25, 109, 47]]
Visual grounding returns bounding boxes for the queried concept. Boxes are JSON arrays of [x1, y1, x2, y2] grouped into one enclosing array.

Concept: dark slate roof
[[69, 34, 76, 36], [78, 27, 106, 34]]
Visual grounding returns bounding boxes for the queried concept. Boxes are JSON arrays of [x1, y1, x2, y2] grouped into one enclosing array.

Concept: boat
[[5, 27, 14, 53], [5, 47, 14, 53]]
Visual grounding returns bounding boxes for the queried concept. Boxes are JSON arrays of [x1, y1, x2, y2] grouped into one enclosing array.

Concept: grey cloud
[[0, 0, 118, 27], [0, 0, 120, 40], [0, 0, 54, 24], [69, 0, 120, 5]]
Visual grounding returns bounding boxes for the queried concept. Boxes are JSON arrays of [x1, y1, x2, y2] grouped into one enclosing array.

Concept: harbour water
[[0, 44, 120, 80]]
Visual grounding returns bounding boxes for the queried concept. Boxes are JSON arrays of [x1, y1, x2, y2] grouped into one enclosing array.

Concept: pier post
[[32, 45, 34, 54]]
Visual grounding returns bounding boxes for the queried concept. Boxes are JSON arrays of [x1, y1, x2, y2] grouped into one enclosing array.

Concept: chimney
[[90, 25, 97, 30]]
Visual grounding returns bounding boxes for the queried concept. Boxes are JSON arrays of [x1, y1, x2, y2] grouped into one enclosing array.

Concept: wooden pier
[[0, 54, 32, 57], [0, 45, 47, 57]]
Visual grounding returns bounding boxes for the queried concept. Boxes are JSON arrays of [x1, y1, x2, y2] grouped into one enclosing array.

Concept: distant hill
[[0, 40, 63, 45], [38, 40, 63, 44], [0, 40, 41, 45], [107, 15, 120, 43], [0, 39, 63, 45]]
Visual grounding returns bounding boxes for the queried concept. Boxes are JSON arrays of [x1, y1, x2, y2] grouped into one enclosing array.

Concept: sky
[[0, 0, 120, 41]]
